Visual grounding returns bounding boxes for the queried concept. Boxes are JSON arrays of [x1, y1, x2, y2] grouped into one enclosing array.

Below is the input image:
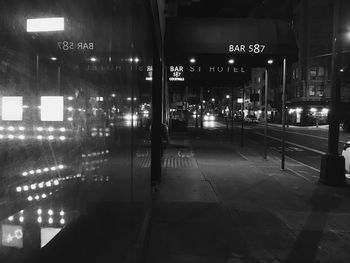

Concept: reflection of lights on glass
[[60, 218, 65, 225], [228, 59, 234, 64], [18, 135, 25, 140], [59, 136, 66, 141], [48, 135, 54, 140], [189, 58, 196, 63], [8, 134, 14, 139], [53, 179, 59, 185], [43, 168, 49, 172], [29, 170, 35, 175], [267, 59, 274, 64], [67, 107, 73, 111], [16, 186, 22, 192], [48, 217, 53, 224], [19, 216, 24, 222], [67, 96, 74, 101], [26, 17, 64, 32], [67, 117, 73, 121], [37, 209, 42, 215], [8, 216, 14, 221], [296, 108, 303, 113], [48, 127, 54, 132], [59, 127, 66, 132], [37, 127, 43, 131], [8, 126, 14, 131], [48, 209, 53, 216], [111, 93, 116, 97], [41, 96, 64, 121], [0, 126, 4, 131], [23, 185, 29, 191], [27, 196, 33, 201], [0, 135, 3, 139], [36, 169, 42, 174], [51, 167, 56, 171], [38, 182, 44, 188], [58, 165, 64, 169], [30, 184, 36, 190], [42, 193, 47, 198], [46, 181, 52, 187], [134, 57, 140, 63], [35, 195, 39, 200], [50, 57, 57, 61], [2, 97, 23, 121], [37, 216, 42, 223], [22, 172, 28, 176], [310, 108, 317, 113], [59, 210, 65, 216], [289, 109, 295, 114], [322, 108, 329, 114], [226, 95, 230, 99], [19, 126, 25, 131], [37, 135, 43, 140], [90, 57, 97, 62]]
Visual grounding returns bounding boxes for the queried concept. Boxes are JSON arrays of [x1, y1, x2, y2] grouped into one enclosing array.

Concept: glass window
[[309, 85, 316, 96]]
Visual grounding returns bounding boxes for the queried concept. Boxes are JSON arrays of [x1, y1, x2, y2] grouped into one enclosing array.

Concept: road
[[188, 117, 350, 173]]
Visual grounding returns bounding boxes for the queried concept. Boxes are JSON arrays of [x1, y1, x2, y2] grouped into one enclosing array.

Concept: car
[[342, 141, 350, 173], [244, 115, 258, 123], [203, 112, 215, 121]]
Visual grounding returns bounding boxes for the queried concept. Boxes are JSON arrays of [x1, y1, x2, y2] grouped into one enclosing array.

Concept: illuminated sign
[[228, 44, 266, 54], [41, 96, 64, 121], [169, 66, 185, 82], [41, 227, 61, 248], [189, 66, 246, 73], [57, 41, 94, 51], [2, 96, 23, 121], [26, 17, 64, 32], [2, 224, 23, 248], [146, 65, 153, 81]]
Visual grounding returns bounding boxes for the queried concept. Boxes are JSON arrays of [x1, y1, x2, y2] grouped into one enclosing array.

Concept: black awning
[[165, 17, 298, 63]]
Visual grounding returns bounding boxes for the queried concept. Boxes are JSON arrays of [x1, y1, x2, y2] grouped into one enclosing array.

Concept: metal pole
[[231, 86, 234, 141], [281, 58, 287, 170], [200, 87, 203, 129], [58, 66, 61, 95], [36, 54, 39, 85], [241, 84, 244, 147], [264, 69, 268, 159]]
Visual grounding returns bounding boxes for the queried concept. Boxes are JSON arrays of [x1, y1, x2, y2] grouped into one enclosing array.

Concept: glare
[[38, 182, 44, 188], [42, 193, 47, 198], [8, 216, 14, 221], [48, 217, 53, 224], [111, 94, 116, 97], [37, 209, 42, 215], [48, 127, 54, 132], [8, 126, 14, 131], [36, 169, 42, 174], [58, 165, 64, 169], [48, 135, 54, 140], [60, 218, 65, 225], [124, 114, 138, 120], [48, 209, 53, 215], [67, 96, 74, 101], [37, 127, 43, 131], [228, 59, 234, 64], [29, 170, 35, 174], [46, 181, 52, 187], [41, 96, 64, 121], [134, 57, 140, 63], [0, 126, 3, 131], [27, 196, 33, 201], [30, 184, 37, 190], [59, 210, 65, 216], [51, 167, 56, 171], [59, 127, 66, 132], [7, 134, 14, 139], [43, 168, 49, 172], [226, 95, 230, 99], [67, 117, 73, 121], [37, 216, 42, 223], [127, 97, 132, 101], [50, 57, 57, 61], [19, 135, 25, 140], [211, 98, 215, 102], [59, 136, 66, 141], [322, 108, 329, 114], [22, 172, 28, 176], [16, 186, 22, 192], [35, 195, 39, 200], [0, 135, 3, 139], [90, 57, 97, 62], [310, 108, 317, 113], [23, 185, 29, 191], [267, 59, 274, 64], [2, 96, 23, 121], [189, 58, 196, 63], [26, 17, 64, 32], [19, 216, 24, 222], [296, 108, 303, 113], [37, 135, 43, 140], [340, 68, 344, 72], [53, 179, 59, 185], [19, 126, 25, 131]]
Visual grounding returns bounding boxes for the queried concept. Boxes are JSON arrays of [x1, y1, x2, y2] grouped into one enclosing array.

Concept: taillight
[[344, 143, 350, 151]]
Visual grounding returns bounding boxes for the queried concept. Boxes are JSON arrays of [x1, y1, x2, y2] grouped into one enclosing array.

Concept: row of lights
[[82, 150, 109, 158], [7, 207, 65, 225], [188, 58, 274, 65], [16, 178, 61, 193], [0, 134, 67, 141], [22, 165, 64, 177], [0, 126, 67, 132]]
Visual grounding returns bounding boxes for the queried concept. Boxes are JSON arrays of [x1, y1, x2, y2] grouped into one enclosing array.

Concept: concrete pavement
[[146, 128, 350, 263]]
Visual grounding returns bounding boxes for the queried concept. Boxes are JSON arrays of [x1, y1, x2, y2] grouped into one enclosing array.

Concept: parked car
[[342, 141, 350, 173], [244, 115, 258, 123]]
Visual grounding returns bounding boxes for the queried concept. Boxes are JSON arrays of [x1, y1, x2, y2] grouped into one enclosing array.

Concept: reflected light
[[26, 17, 64, 32], [48, 217, 53, 224], [2, 96, 23, 121], [37, 209, 42, 215], [60, 218, 65, 225], [19, 216, 24, 222], [37, 216, 42, 223], [41, 96, 64, 122], [228, 59, 234, 64]]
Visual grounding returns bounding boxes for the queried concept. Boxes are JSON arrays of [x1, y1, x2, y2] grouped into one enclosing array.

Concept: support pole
[[281, 58, 287, 170], [319, 0, 345, 185], [200, 87, 203, 129], [264, 69, 268, 160], [231, 86, 234, 142], [241, 84, 244, 147]]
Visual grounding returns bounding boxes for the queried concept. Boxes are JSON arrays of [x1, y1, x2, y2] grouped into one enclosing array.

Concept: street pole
[[264, 69, 268, 159], [231, 86, 234, 142], [241, 83, 244, 147], [200, 87, 203, 129], [281, 58, 287, 170], [319, 0, 345, 185]]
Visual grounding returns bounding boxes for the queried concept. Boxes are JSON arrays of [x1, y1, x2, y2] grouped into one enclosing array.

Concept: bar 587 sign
[[228, 44, 266, 53]]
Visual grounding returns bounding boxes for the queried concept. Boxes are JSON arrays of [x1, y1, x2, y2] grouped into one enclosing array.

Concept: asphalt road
[[188, 117, 350, 173]]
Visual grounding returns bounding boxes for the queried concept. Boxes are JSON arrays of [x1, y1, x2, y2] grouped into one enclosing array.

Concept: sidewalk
[[146, 129, 350, 263]]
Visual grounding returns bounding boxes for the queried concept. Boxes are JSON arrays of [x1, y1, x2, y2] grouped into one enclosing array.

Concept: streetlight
[[264, 59, 273, 159], [228, 59, 234, 64], [319, 0, 345, 186], [189, 58, 196, 63]]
